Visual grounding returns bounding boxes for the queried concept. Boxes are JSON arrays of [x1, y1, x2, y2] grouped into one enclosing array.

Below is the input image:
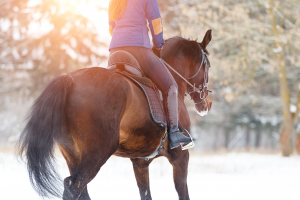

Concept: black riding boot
[[165, 85, 194, 149]]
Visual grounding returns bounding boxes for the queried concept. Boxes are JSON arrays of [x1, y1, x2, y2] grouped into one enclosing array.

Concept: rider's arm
[[146, 0, 165, 49]]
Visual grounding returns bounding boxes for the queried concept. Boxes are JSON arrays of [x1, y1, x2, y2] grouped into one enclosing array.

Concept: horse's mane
[[162, 36, 209, 63]]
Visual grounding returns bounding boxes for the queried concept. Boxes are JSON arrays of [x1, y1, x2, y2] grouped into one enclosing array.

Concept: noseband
[[159, 45, 210, 105]]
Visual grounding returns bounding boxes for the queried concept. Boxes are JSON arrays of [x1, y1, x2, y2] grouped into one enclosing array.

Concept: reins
[[158, 46, 211, 103], [159, 58, 199, 92], [188, 48, 206, 79]]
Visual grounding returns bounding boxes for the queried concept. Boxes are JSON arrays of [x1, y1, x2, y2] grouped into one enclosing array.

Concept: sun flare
[[57, 0, 111, 38]]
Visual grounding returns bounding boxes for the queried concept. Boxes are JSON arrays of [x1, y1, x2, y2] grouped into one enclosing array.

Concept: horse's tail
[[18, 74, 74, 198]]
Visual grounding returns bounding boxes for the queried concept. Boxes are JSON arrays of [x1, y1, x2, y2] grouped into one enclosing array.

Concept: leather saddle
[[108, 50, 144, 77], [108, 50, 166, 126]]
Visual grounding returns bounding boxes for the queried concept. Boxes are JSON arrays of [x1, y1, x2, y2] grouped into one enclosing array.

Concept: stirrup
[[181, 140, 195, 150], [180, 126, 195, 150]]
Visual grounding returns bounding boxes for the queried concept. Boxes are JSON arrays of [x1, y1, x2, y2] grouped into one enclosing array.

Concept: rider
[[108, 0, 193, 149]]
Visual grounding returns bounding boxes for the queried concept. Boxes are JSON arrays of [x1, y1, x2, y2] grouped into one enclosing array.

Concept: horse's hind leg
[[62, 143, 118, 200], [130, 158, 153, 200], [167, 149, 190, 200], [59, 144, 91, 200], [61, 128, 119, 200]]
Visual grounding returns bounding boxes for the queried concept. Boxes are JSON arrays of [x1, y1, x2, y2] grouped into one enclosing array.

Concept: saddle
[[108, 50, 167, 159], [108, 50, 167, 127]]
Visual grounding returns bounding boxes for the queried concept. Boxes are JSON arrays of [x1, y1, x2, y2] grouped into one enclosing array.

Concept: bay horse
[[18, 30, 212, 200]]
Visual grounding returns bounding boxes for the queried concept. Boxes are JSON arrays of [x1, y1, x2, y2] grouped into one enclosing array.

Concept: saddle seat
[[108, 50, 144, 77]]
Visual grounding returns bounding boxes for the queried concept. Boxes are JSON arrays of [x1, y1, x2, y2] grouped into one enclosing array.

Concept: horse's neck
[[177, 81, 188, 100]]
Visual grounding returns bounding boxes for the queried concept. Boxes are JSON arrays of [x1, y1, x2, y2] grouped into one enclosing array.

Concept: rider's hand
[[152, 46, 162, 58]]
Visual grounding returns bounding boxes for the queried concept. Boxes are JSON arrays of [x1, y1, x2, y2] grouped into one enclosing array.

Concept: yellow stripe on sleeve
[[152, 18, 163, 35]]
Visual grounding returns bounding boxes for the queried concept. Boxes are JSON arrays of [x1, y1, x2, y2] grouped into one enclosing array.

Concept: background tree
[[0, 0, 106, 89], [0, 0, 106, 143], [159, 0, 300, 155]]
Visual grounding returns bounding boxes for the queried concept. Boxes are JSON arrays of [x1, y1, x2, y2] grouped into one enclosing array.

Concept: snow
[[1, 152, 300, 200]]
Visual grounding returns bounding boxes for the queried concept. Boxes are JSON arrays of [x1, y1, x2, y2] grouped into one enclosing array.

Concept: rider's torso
[[109, 0, 151, 50]]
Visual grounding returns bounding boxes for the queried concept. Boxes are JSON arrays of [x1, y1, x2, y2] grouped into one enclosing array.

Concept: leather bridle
[[186, 47, 211, 104], [159, 45, 211, 105]]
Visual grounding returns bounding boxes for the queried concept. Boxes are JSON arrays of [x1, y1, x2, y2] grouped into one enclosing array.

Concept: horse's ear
[[200, 29, 212, 49]]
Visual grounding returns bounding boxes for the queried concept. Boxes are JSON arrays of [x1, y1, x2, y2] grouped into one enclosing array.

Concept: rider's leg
[[164, 85, 193, 149], [110, 47, 193, 149]]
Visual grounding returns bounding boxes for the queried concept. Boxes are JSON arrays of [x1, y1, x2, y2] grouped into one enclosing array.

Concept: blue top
[[109, 0, 165, 50]]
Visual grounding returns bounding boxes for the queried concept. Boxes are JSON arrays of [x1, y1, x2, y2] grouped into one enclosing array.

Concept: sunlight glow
[[58, 0, 111, 41], [27, 0, 111, 47]]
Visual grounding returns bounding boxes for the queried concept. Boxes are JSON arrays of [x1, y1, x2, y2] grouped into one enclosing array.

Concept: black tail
[[18, 74, 73, 198]]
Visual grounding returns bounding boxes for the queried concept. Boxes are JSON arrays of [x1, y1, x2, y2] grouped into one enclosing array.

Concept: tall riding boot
[[165, 85, 194, 149]]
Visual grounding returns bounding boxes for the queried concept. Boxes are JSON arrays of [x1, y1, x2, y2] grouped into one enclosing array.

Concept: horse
[[18, 29, 212, 200]]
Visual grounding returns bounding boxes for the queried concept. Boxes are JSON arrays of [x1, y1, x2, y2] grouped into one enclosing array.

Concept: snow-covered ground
[[1, 152, 299, 200]]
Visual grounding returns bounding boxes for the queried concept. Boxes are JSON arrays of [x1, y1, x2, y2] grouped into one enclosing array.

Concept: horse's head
[[187, 30, 212, 116], [162, 30, 212, 116]]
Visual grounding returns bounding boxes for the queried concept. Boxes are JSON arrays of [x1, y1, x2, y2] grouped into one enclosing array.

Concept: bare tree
[[0, 0, 107, 142], [0, 0, 106, 88], [160, 0, 300, 155]]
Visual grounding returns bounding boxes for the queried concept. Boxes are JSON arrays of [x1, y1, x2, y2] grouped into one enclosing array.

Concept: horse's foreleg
[[167, 150, 190, 200], [130, 158, 153, 200]]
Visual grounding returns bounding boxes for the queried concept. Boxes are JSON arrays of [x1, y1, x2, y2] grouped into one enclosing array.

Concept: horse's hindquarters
[[62, 67, 164, 160], [64, 68, 127, 152]]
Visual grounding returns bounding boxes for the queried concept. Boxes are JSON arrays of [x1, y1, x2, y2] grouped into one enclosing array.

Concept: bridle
[[186, 47, 210, 104], [159, 45, 211, 105]]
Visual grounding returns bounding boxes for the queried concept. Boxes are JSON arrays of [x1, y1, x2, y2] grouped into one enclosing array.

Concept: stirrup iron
[[180, 132, 195, 150], [178, 122, 195, 150], [181, 140, 195, 150]]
